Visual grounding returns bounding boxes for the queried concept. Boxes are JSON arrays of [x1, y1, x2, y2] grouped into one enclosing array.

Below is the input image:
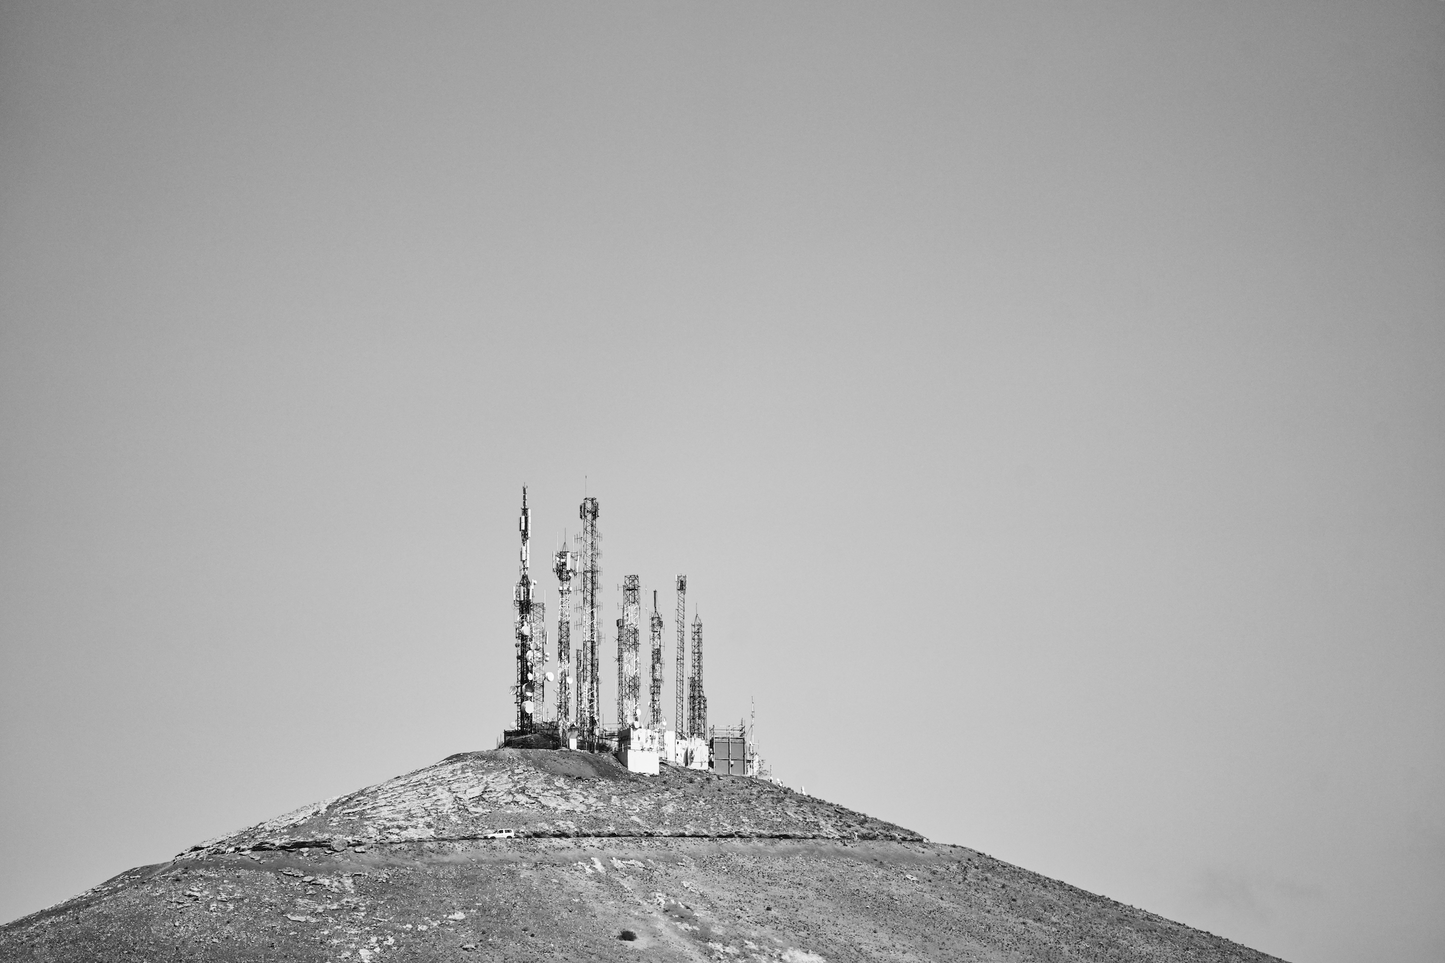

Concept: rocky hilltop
[[182, 749, 923, 855], [0, 749, 1285, 962]]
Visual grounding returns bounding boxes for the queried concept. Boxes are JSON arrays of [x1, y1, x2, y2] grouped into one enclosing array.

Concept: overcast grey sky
[[2, 3, 1442, 961]]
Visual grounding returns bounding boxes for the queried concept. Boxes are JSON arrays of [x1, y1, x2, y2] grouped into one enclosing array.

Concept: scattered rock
[[0, 750, 1287, 963]]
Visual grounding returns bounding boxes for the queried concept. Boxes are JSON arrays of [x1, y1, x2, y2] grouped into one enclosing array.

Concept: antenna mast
[[688, 612, 706, 739], [553, 543, 576, 730], [649, 590, 664, 729], [531, 596, 547, 721], [512, 487, 537, 731], [578, 497, 601, 742], [620, 575, 641, 728], [674, 575, 687, 736]]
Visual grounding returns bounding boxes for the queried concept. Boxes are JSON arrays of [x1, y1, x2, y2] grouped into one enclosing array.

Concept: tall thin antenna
[[512, 487, 537, 731], [649, 590, 665, 729], [688, 610, 706, 739], [616, 615, 625, 728], [578, 496, 601, 742], [530, 596, 547, 721], [553, 541, 576, 730], [619, 575, 642, 728], [674, 575, 687, 736]]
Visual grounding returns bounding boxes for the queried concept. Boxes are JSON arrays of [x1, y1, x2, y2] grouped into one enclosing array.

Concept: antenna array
[[620, 575, 642, 726], [513, 488, 538, 730], [578, 497, 601, 740], [649, 591, 665, 729], [688, 613, 707, 739], [553, 546, 576, 729], [675, 576, 687, 736]]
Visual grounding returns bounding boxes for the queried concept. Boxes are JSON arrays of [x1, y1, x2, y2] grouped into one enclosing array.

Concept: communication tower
[[578, 497, 601, 741], [649, 591, 664, 728], [620, 575, 642, 727], [688, 612, 707, 738], [674, 576, 687, 735], [552, 546, 576, 730], [512, 488, 539, 730], [615, 616, 625, 726], [530, 599, 547, 720]]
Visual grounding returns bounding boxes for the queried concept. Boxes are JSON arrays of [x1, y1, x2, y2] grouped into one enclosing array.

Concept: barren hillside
[[0, 750, 1285, 962]]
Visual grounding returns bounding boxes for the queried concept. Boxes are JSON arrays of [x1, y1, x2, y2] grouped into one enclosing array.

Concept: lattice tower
[[649, 590, 664, 729], [687, 612, 706, 738], [674, 575, 687, 736], [529, 599, 547, 721], [552, 547, 575, 729], [572, 533, 585, 730], [621, 575, 642, 727], [574, 646, 585, 738], [578, 497, 601, 739], [512, 488, 537, 731], [615, 616, 624, 727]]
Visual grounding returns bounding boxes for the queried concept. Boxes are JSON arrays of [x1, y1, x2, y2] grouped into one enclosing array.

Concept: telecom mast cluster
[[502, 487, 758, 777]]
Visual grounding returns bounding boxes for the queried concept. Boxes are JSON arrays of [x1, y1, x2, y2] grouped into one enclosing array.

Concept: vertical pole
[[674, 575, 687, 737], [622, 575, 641, 728], [553, 547, 575, 730], [578, 497, 601, 744], [616, 615, 625, 730], [513, 488, 535, 731], [649, 591, 664, 729], [690, 613, 706, 740]]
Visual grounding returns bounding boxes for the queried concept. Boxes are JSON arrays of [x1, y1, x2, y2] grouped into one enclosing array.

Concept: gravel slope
[[0, 750, 1287, 962]]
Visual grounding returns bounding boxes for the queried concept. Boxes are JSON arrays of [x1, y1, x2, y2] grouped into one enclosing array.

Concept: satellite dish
[[523, 700, 534, 714], [545, 671, 555, 683]]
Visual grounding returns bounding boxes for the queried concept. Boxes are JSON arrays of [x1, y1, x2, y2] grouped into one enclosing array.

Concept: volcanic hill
[[0, 749, 1284, 962]]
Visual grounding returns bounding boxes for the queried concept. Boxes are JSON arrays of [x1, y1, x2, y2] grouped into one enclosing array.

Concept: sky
[[1, 3, 1442, 961]]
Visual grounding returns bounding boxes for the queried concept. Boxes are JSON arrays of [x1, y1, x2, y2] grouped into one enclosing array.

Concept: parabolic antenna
[[523, 700, 534, 714]]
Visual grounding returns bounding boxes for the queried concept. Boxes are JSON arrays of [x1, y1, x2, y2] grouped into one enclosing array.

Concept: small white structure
[[659, 728, 710, 770], [617, 725, 660, 776], [684, 736, 710, 770]]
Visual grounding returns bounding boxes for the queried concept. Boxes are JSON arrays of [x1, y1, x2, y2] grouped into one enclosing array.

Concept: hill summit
[[1, 750, 1284, 962]]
